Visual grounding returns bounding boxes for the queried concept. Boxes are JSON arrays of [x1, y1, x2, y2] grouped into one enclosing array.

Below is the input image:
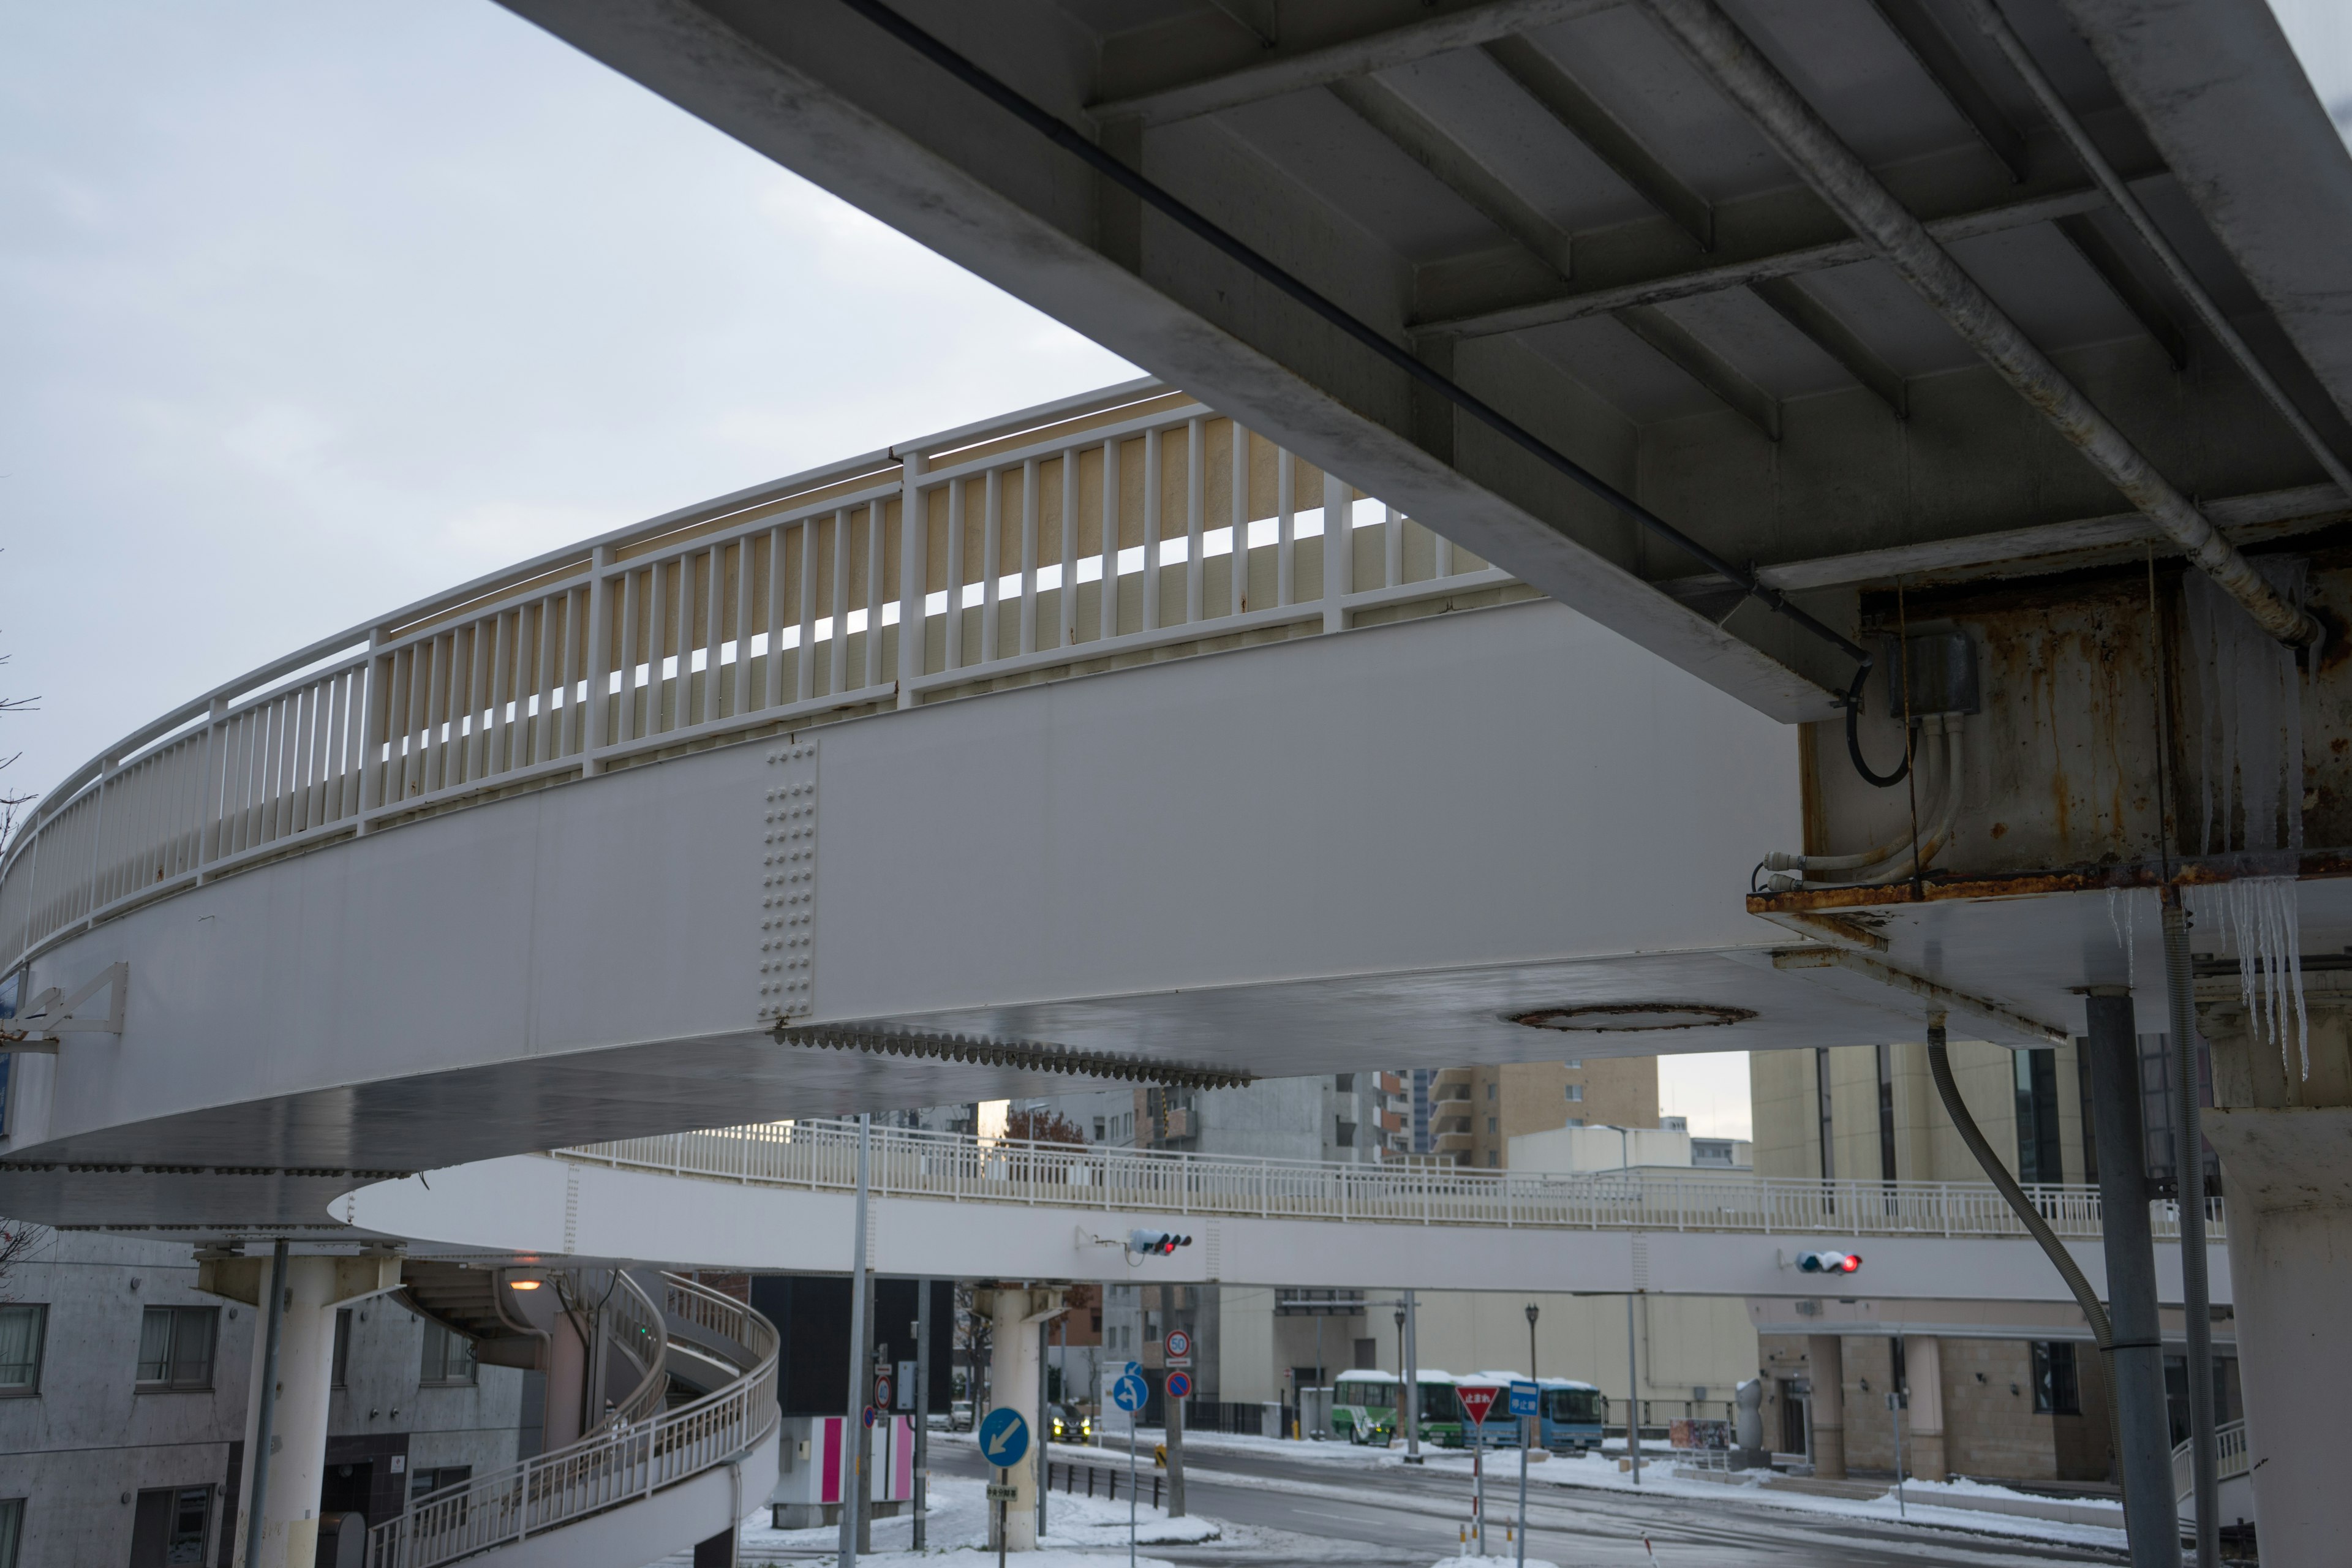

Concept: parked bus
[[1332, 1369, 1476, 1447], [1537, 1378, 1607, 1453]]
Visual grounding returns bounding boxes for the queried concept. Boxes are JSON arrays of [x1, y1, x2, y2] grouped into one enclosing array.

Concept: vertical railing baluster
[[1322, 470, 1351, 634], [1186, 417, 1205, 625], [898, 452, 928, 707], [981, 469, 1002, 665], [865, 498, 887, 691], [1276, 447, 1295, 605], [1098, 439, 1119, 643], [1059, 451, 1080, 650], [1229, 422, 1249, 616], [1142, 426, 1161, 633], [1020, 458, 1039, 655]]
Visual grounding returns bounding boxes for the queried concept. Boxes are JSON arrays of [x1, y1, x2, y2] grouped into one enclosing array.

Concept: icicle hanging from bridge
[[2184, 557, 2315, 1080]]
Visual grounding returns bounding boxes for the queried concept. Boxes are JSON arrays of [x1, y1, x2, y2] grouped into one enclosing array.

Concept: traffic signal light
[[1797, 1250, 1862, 1274], [1126, 1229, 1193, 1257]]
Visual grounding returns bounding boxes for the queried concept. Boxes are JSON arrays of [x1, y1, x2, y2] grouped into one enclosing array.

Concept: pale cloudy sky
[[6, 4, 2346, 1142], [0, 1, 1135, 801]]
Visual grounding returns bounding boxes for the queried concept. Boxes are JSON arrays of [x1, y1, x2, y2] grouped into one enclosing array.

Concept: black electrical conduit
[[829, 0, 1920, 784]]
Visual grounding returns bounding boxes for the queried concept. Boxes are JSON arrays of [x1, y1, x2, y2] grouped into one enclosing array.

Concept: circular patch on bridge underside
[[1508, 1002, 1756, 1031]]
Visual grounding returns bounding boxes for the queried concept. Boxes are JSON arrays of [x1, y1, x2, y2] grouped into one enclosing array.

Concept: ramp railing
[[0, 379, 1523, 976], [557, 1118, 2226, 1243], [366, 1273, 776, 1568]]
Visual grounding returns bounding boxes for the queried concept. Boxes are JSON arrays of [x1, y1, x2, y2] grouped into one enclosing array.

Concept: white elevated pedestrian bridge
[[0, 377, 2002, 1232], [355, 1118, 2228, 1308]]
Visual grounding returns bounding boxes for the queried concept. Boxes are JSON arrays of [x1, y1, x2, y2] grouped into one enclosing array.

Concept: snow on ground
[[1058, 1429, 2132, 1554], [650, 1473, 1212, 1566], [1428, 1558, 1560, 1568]]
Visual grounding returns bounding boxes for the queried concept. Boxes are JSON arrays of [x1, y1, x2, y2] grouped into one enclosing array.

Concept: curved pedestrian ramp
[[366, 1272, 778, 1568], [350, 1118, 2228, 1307]]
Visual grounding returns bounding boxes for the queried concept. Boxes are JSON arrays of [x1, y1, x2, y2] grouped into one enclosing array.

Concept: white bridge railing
[[367, 1273, 777, 1568], [0, 378, 1525, 975], [557, 1120, 2226, 1243]]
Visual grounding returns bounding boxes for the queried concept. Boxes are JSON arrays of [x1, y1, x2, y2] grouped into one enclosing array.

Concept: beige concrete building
[[1427, 1057, 1660, 1168], [1749, 1038, 2234, 1484]]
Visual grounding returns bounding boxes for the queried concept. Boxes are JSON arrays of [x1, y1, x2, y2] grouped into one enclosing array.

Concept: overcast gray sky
[[1, 1, 1135, 801]]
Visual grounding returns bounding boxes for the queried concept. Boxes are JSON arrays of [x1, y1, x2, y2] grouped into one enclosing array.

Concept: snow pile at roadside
[[651, 1473, 1210, 1566], [1430, 1556, 1562, 1568]]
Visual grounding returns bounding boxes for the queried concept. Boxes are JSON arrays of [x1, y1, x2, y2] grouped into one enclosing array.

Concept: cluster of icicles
[[2184, 559, 2317, 1081]]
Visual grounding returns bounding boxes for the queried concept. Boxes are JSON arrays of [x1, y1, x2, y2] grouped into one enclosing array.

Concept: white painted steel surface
[[366, 1272, 777, 1568], [0, 380, 1517, 983], [345, 1136, 2229, 1307], [0, 537, 1850, 1228]]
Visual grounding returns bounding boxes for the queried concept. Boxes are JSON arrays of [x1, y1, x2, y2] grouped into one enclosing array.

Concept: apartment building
[[1422, 1057, 1660, 1168], [0, 1230, 527, 1567]]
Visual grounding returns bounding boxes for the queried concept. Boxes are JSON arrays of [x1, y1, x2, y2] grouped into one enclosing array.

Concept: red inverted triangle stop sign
[[1458, 1385, 1499, 1427]]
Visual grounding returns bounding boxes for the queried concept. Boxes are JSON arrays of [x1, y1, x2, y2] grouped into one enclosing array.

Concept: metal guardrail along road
[[558, 1119, 2225, 1243]]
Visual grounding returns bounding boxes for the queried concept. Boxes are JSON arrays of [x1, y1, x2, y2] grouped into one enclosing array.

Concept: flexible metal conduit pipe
[[1645, 0, 2321, 649], [1924, 1022, 2111, 1346], [1954, 0, 2352, 503], [1763, 719, 1964, 888], [1768, 725, 1951, 876]]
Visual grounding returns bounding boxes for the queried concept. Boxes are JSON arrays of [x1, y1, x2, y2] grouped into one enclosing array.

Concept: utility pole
[[1401, 1289, 1421, 1463], [914, 1278, 932, 1550], [1624, 1294, 1642, 1487], [838, 1114, 872, 1568]]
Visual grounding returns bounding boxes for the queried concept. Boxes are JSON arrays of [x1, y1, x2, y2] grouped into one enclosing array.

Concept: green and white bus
[[1332, 1370, 1477, 1447]]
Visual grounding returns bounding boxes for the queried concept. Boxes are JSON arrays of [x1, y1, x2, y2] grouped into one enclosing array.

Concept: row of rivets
[[758, 742, 816, 1020]]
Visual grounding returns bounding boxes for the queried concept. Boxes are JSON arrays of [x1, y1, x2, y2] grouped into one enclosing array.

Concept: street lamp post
[[1525, 1303, 1539, 1381]]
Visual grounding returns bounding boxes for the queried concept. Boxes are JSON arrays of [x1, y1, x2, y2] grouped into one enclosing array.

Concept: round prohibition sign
[[1166, 1370, 1191, 1400], [1164, 1329, 1191, 1360]]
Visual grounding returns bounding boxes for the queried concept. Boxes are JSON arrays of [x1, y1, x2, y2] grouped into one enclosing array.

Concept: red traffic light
[[1127, 1229, 1194, 1256], [1797, 1250, 1862, 1274]]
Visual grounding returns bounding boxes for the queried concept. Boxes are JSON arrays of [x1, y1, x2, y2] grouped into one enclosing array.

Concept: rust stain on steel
[[1749, 851, 2352, 913]]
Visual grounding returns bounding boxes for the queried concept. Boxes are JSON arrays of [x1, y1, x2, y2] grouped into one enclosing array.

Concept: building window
[[1565, 1084, 1583, 1102], [1562, 1059, 1580, 1069], [333, 1308, 353, 1389], [1335, 1119, 1356, 1148], [1486, 1116, 1498, 1134], [2015, 1049, 2063, 1185], [1486, 1083, 1497, 1100], [1093, 1117, 1106, 1141], [1335, 1074, 1354, 1092], [0, 1498, 21, 1568], [410, 1466, 472, 1506], [0, 1305, 45, 1394], [1487, 1150, 1499, 1168], [2032, 1343, 2080, 1415], [135, 1306, 217, 1391], [420, 1321, 477, 1386], [131, 1485, 211, 1566]]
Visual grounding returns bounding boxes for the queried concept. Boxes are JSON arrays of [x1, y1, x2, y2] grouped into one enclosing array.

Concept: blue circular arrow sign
[[978, 1406, 1031, 1468], [1110, 1373, 1149, 1413]]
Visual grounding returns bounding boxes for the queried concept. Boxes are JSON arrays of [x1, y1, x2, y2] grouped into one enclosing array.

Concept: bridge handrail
[[0, 379, 1519, 979], [365, 1272, 777, 1568], [554, 1119, 2226, 1243], [2173, 1417, 2249, 1505]]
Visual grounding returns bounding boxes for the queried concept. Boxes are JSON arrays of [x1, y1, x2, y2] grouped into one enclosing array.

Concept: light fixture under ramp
[[1510, 1003, 1756, 1032], [772, 1024, 1255, 1090]]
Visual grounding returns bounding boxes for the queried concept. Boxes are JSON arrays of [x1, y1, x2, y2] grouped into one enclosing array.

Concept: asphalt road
[[936, 1438, 2127, 1568]]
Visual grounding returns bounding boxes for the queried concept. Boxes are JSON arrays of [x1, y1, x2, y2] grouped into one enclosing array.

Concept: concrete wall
[[0, 1231, 249, 1568], [0, 1230, 527, 1566], [1361, 1291, 1758, 1419]]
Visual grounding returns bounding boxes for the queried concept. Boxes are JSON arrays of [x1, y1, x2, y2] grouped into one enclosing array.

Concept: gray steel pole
[[914, 1278, 932, 1550], [2084, 990, 2182, 1567], [241, 1240, 290, 1568], [2162, 895, 2220, 1568], [1036, 1319, 1049, 1540], [838, 1114, 872, 1568], [1401, 1289, 1421, 1463], [1625, 1294, 1642, 1487]]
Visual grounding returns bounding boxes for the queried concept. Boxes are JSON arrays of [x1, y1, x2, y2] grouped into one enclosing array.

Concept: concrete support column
[[543, 1311, 590, 1452], [2085, 990, 2181, 1568], [1904, 1336, 1945, 1483], [2198, 972, 2352, 1561], [1806, 1335, 1845, 1479], [978, 1286, 1061, 1553], [205, 1253, 399, 1568]]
